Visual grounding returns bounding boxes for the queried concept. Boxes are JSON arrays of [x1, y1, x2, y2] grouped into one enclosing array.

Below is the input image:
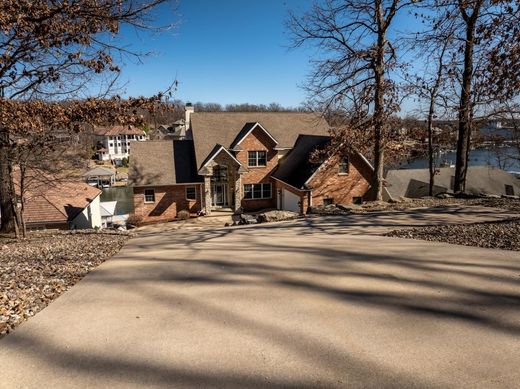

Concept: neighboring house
[[148, 119, 187, 141], [129, 107, 374, 223], [385, 166, 520, 199], [22, 181, 102, 230], [93, 125, 148, 161], [81, 166, 116, 188]]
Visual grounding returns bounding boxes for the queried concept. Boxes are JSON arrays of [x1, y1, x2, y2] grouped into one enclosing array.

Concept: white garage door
[[282, 188, 301, 213]]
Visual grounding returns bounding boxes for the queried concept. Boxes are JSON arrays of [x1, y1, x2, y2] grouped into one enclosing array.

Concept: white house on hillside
[[94, 125, 148, 161]]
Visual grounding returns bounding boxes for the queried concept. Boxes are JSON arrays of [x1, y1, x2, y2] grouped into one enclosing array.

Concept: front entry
[[212, 183, 229, 207]]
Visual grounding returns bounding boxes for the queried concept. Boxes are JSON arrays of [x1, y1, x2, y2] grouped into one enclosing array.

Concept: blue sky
[[118, 0, 311, 107]]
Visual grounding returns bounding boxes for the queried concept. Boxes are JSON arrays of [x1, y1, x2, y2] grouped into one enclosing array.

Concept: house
[[81, 166, 116, 188], [148, 119, 187, 141], [129, 107, 374, 223], [385, 166, 520, 199], [22, 181, 102, 230], [93, 125, 148, 161]]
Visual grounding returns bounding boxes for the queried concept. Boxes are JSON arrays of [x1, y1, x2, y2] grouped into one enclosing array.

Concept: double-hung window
[[144, 189, 155, 203], [244, 183, 272, 200], [186, 187, 197, 200], [248, 151, 267, 167]]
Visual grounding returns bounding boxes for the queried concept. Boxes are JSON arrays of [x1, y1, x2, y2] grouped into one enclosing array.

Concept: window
[[211, 165, 228, 182], [505, 184, 514, 196], [109, 143, 113, 147], [353, 196, 363, 205], [323, 198, 334, 206], [186, 187, 197, 200], [338, 156, 349, 174], [244, 183, 271, 200], [144, 189, 155, 203], [248, 151, 267, 167]]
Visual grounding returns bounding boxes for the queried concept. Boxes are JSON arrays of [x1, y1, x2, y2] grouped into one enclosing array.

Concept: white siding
[[70, 195, 102, 229]]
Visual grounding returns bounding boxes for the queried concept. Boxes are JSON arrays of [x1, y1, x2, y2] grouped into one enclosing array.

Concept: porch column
[[234, 173, 242, 213], [203, 175, 212, 216]]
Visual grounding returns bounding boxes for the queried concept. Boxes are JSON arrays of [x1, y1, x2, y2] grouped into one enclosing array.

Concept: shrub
[[177, 210, 190, 220], [126, 214, 143, 227]]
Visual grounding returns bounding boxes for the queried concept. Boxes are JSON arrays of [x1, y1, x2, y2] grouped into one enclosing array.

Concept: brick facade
[[133, 184, 202, 224], [234, 127, 277, 210], [307, 153, 372, 206]]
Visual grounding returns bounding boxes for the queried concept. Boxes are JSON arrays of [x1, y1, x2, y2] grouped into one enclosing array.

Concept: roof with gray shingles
[[385, 166, 520, 198], [190, 112, 330, 169], [129, 140, 202, 187], [81, 167, 115, 178], [272, 135, 331, 189]]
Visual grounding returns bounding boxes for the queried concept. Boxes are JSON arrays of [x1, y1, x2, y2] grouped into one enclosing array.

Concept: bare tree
[[287, 0, 414, 200], [430, 0, 520, 192], [0, 0, 176, 233], [408, 33, 452, 195]]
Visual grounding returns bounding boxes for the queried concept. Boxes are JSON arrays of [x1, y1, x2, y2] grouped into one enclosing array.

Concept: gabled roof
[[81, 167, 115, 178], [23, 181, 101, 224], [229, 122, 278, 150], [272, 135, 331, 189], [198, 144, 245, 175], [190, 112, 329, 169], [129, 140, 202, 187]]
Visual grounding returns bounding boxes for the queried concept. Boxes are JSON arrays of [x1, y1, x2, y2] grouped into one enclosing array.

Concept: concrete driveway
[[1, 206, 519, 388]]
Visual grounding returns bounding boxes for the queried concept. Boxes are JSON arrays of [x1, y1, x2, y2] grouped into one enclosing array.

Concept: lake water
[[400, 147, 520, 172], [100, 187, 134, 215]]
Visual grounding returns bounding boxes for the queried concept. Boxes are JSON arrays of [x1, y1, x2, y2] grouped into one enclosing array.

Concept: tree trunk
[[372, 0, 386, 201], [0, 129, 15, 234], [427, 109, 435, 197], [454, 2, 480, 193]]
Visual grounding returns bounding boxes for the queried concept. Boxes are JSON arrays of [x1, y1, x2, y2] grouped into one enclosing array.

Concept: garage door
[[282, 188, 301, 213]]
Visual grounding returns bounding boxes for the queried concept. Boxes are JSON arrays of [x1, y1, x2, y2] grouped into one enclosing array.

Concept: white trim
[[185, 186, 197, 201], [304, 155, 333, 187], [199, 145, 243, 174], [234, 122, 278, 147], [144, 188, 156, 203], [357, 152, 374, 171], [271, 176, 311, 193], [247, 150, 267, 167], [243, 182, 272, 200]]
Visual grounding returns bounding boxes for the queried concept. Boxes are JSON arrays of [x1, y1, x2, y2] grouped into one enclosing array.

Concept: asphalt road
[[1, 207, 519, 388]]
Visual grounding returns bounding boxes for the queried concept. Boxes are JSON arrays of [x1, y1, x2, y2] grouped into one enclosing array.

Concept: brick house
[[129, 108, 373, 223]]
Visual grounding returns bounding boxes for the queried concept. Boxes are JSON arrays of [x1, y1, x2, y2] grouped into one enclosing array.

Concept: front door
[[212, 183, 228, 207]]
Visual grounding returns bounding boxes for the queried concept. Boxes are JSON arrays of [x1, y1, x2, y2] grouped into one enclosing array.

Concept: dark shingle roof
[[190, 112, 329, 169], [129, 140, 202, 187], [272, 135, 331, 189]]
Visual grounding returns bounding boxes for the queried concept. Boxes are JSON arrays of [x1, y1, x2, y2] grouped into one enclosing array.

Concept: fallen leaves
[[385, 218, 520, 251], [0, 230, 129, 337]]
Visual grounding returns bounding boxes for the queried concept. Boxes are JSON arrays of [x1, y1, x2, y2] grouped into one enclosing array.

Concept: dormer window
[[248, 151, 267, 167], [338, 156, 349, 174]]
